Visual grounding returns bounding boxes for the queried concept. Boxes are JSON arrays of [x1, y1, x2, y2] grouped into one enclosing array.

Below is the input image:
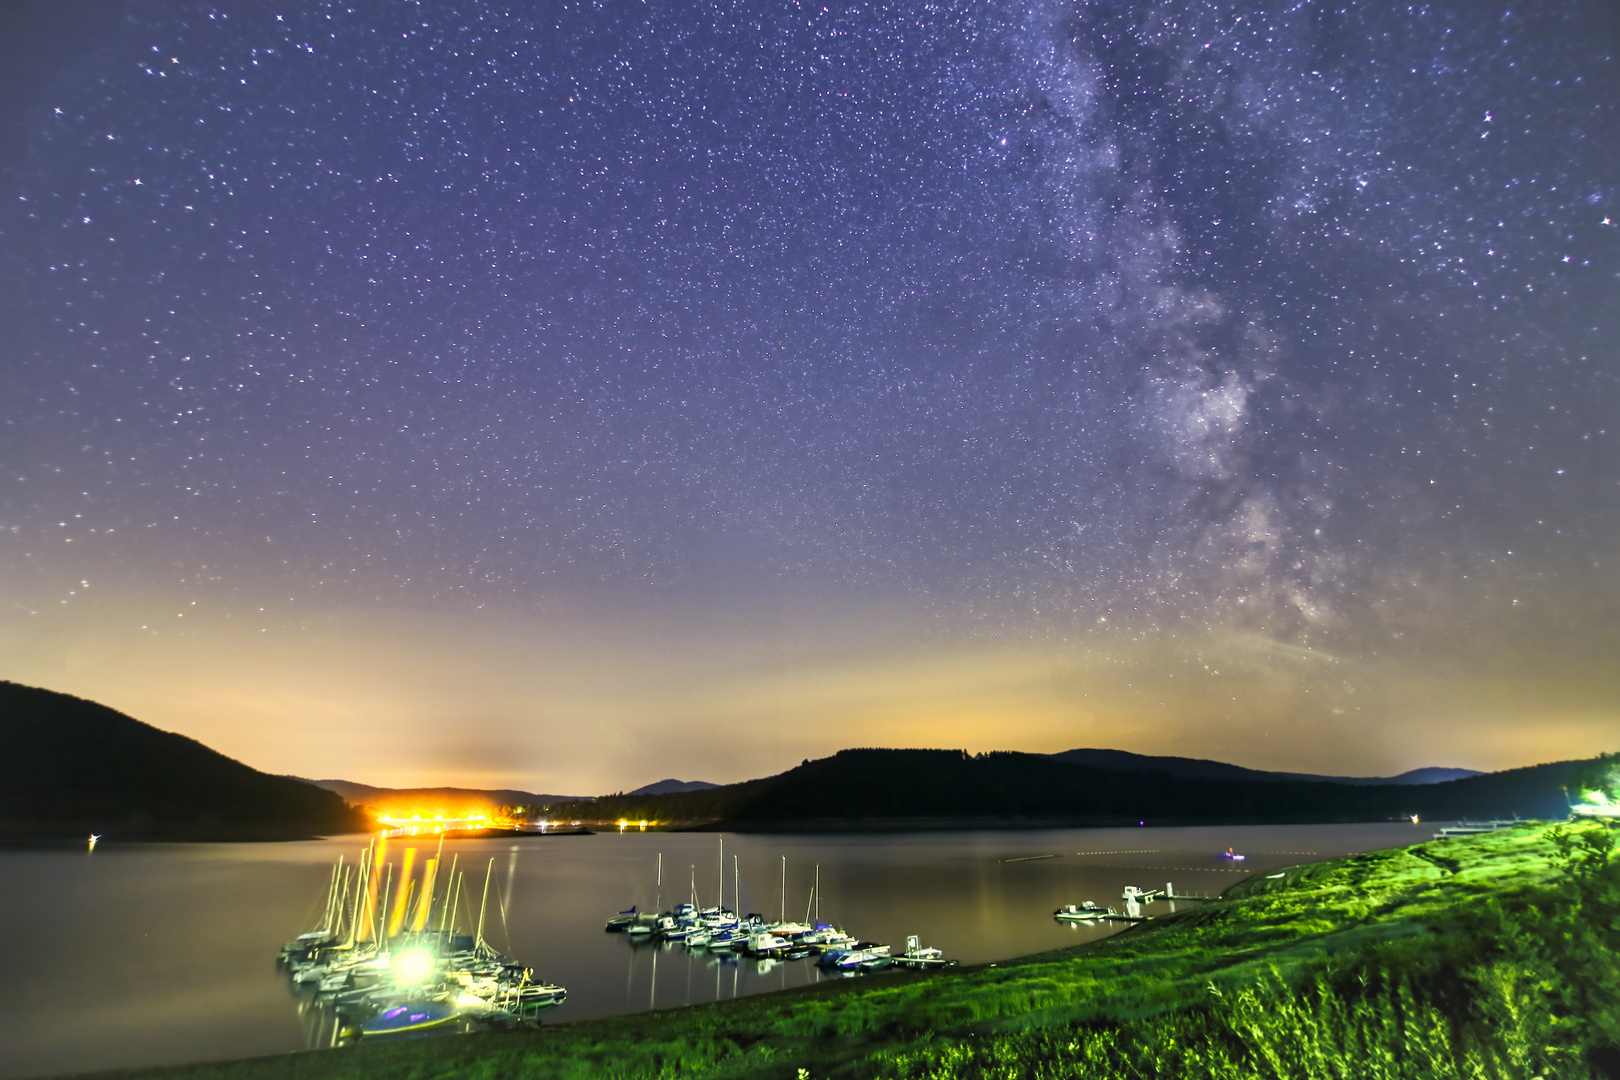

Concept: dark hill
[[555, 748, 1588, 829], [1048, 748, 1483, 786], [0, 681, 369, 841]]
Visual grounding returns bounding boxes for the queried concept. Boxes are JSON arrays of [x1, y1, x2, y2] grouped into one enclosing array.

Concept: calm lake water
[[0, 822, 1424, 1078]]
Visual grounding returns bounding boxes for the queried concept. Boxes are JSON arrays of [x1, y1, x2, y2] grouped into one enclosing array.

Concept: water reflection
[[0, 822, 1422, 1079], [607, 933, 829, 1016]]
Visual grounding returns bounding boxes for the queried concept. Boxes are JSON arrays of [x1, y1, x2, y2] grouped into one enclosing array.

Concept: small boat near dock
[[1054, 901, 1116, 922], [890, 935, 956, 970], [1055, 880, 1210, 927]]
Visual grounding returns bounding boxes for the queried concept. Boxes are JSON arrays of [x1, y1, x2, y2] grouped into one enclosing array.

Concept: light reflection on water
[[0, 822, 1422, 1078]]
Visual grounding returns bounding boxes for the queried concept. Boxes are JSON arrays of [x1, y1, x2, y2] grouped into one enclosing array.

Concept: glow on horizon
[[3, 585, 1614, 795]]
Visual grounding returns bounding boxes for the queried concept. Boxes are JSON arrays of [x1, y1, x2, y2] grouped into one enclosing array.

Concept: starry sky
[[2, 0, 1616, 794]]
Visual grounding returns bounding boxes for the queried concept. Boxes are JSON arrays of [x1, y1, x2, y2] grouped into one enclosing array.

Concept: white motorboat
[[828, 945, 890, 971], [891, 934, 953, 967], [801, 925, 856, 950], [747, 931, 790, 955]]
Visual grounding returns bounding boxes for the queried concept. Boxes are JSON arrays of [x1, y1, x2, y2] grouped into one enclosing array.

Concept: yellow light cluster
[[373, 809, 506, 832], [373, 810, 490, 823]]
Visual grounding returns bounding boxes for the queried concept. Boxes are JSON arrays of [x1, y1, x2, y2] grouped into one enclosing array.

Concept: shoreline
[[61, 818, 1618, 1080]]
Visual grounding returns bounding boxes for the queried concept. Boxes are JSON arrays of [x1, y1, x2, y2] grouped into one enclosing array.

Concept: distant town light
[[374, 805, 519, 836]]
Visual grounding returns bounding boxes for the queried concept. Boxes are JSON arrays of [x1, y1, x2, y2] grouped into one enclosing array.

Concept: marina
[[0, 821, 1425, 1080], [600, 846, 955, 977], [278, 837, 567, 1045]]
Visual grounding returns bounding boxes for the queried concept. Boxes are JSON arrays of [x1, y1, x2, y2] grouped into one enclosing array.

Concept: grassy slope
[[108, 821, 1620, 1080]]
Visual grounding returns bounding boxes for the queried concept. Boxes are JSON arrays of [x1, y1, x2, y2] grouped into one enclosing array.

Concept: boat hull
[[360, 1000, 460, 1036]]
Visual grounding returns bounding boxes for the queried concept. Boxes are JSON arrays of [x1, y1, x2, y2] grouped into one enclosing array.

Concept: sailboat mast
[[378, 864, 393, 944], [352, 842, 369, 943], [475, 857, 495, 951], [413, 855, 439, 934], [734, 855, 739, 918], [322, 859, 340, 932], [780, 856, 786, 924], [343, 866, 356, 937], [447, 870, 463, 937], [398, 880, 418, 938], [334, 856, 348, 931], [655, 852, 662, 914], [418, 830, 447, 934], [358, 838, 381, 944], [717, 837, 723, 912], [332, 866, 350, 943], [342, 846, 367, 948], [815, 864, 820, 923], [439, 854, 460, 933]]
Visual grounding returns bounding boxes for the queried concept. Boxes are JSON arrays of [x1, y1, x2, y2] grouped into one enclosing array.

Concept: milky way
[[2, 1, 1616, 785]]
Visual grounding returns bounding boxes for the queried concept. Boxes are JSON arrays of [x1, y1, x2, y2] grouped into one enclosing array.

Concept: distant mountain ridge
[[0, 681, 366, 841], [626, 778, 719, 797], [552, 748, 1587, 829], [305, 779, 587, 810], [7, 673, 1571, 843], [306, 777, 715, 807], [1047, 748, 1483, 786], [310, 755, 1475, 815]]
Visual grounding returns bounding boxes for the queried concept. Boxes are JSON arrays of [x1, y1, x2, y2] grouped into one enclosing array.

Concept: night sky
[[3, 0, 1616, 793]]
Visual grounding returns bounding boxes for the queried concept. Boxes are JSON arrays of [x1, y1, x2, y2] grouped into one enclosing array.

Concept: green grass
[[104, 822, 1620, 1080]]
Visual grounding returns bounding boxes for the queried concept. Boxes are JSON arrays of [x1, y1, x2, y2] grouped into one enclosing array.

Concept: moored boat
[[746, 930, 790, 956], [890, 934, 955, 969], [604, 906, 640, 932]]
